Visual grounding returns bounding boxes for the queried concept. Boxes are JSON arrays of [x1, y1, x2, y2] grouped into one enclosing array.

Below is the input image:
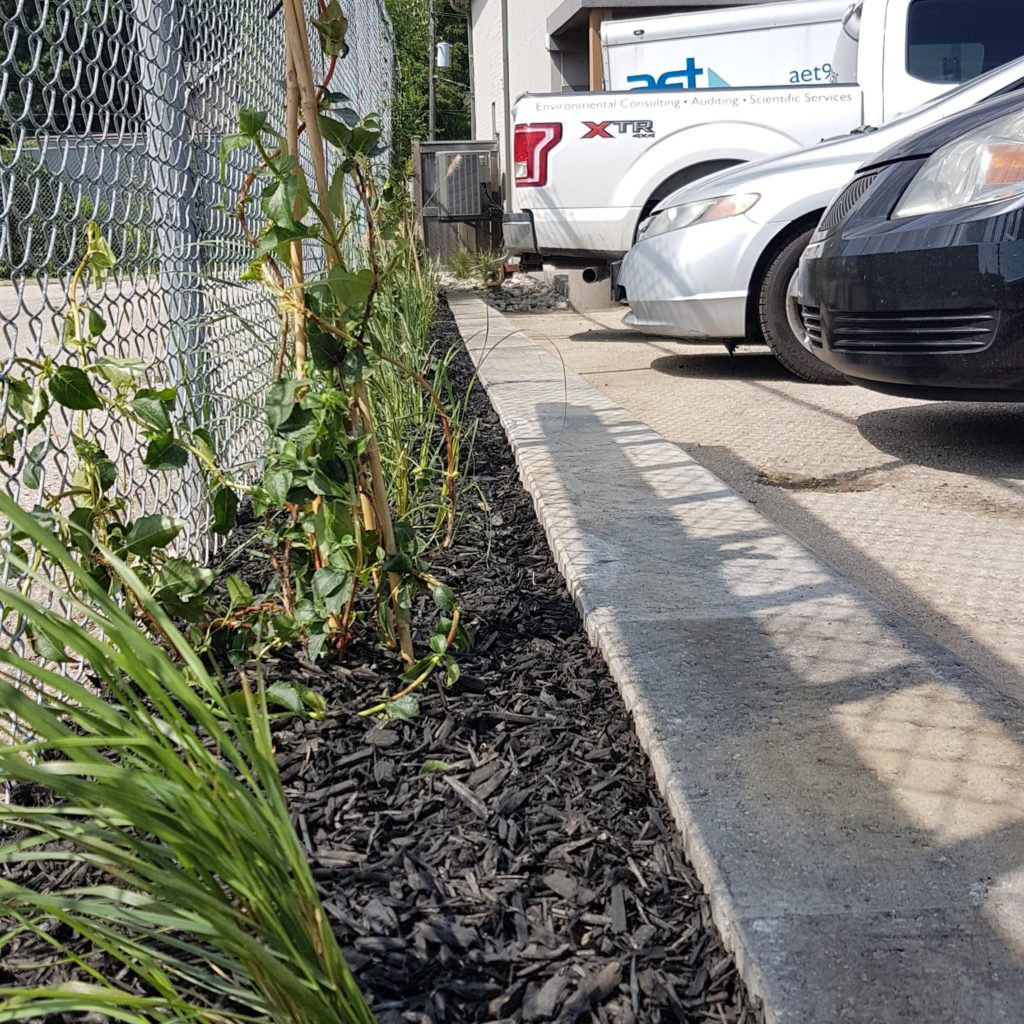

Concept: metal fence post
[[132, 0, 207, 450]]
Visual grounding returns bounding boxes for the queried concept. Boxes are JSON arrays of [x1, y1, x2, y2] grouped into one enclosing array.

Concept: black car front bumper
[[798, 161, 1024, 400]]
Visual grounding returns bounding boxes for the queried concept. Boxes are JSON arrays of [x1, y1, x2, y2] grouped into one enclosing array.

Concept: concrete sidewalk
[[450, 293, 1024, 1024]]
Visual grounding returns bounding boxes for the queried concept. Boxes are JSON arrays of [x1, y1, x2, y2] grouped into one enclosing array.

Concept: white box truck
[[602, 0, 848, 92]]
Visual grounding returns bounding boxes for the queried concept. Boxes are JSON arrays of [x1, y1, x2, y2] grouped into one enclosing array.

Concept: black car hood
[[862, 89, 1024, 170]]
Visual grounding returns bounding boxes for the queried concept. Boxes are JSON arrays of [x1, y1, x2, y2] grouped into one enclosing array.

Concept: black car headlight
[[893, 109, 1024, 219]]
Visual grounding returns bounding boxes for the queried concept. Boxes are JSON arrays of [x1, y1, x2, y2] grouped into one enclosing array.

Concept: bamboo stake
[[281, 0, 414, 664], [285, 45, 307, 371]]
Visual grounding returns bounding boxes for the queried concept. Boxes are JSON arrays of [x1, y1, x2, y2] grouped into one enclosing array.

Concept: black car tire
[[758, 228, 846, 384]]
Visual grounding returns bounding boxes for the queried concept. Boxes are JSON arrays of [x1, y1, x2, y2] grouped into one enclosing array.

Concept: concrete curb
[[449, 292, 1024, 1024]]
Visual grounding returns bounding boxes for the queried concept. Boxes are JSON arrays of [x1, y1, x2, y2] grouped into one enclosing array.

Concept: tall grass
[[0, 494, 374, 1023], [369, 220, 476, 547]]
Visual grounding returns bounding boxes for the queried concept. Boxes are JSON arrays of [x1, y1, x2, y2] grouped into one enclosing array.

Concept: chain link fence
[[0, 0, 394, 635]]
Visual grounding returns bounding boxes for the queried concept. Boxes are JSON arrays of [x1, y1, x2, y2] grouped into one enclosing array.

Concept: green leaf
[[266, 682, 328, 721], [29, 624, 70, 663], [67, 505, 96, 553], [23, 440, 46, 489], [132, 388, 176, 433], [429, 634, 449, 656], [311, 0, 350, 57], [91, 355, 146, 387], [420, 759, 450, 775], [263, 465, 293, 507], [445, 661, 461, 687], [153, 558, 215, 600], [211, 486, 238, 536], [312, 566, 352, 615], [432, 584, 456, 612], [123, 514, 183, 556], [219, 132, 251, 182], [144, 433, 189, 471], [307, 629, 330, 663], [265, 379, 299, 432], [0, 429, 15, 466], [384, 695, 420, 722], [318, 114, 352, 150], [50, 366, 101, 411], [84, 222, 116, 283], [226, 573, 255, 608], [255, 223, 319, 260], [239, 108, 269, 138], [324, 267, 374, 310], [261, 176, 307, 229], [71, 434, 117, 491], [5, 376, 48, 427], [87, 308, 106, 337]]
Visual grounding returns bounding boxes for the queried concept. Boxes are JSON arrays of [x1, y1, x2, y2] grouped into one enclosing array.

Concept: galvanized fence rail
[[0, 0, 393, 645]]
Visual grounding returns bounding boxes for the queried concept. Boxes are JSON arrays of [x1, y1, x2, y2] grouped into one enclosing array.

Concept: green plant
[[0, 495, 373, 1022], [215, 0, 467, 689], [446, 247, 474, 279], [0, 224, 238, 648]]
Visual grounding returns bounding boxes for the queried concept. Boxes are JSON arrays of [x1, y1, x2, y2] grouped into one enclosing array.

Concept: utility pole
[[428, 0, 437, 140]]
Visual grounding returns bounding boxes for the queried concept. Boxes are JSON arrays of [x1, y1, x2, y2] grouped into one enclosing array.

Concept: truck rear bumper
[[503, 206, 639, 263]]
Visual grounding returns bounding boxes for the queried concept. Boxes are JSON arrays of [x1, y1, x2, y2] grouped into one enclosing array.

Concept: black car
[[798, 90, 1024, 400]]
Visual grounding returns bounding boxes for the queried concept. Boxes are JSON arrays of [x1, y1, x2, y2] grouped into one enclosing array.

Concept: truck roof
[[601, 0, 847, 48]]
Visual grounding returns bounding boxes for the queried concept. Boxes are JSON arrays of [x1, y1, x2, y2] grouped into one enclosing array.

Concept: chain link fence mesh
[[0, 0, 394, 648]]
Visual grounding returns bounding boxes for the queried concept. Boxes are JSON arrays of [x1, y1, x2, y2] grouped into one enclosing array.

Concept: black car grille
[[819, 173, 879, 233], [801, 306, 824, 349], [802, 309, 999, 355]]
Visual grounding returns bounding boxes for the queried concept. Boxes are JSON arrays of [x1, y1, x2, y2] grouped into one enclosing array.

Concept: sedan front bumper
[[618, 215, 766, 341]]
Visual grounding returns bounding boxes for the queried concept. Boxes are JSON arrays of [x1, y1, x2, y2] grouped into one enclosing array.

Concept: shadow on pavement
[[521, 392, 1024, 1021], [858, 403, 1024, 480], [649, 350, 816, 384]]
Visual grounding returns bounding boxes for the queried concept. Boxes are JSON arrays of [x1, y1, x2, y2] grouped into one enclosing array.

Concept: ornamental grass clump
[[0, 494, 374, 1023]]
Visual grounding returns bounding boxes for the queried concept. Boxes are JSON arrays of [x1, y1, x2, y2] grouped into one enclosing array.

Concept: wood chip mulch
[[267, 300, 764, 1024]]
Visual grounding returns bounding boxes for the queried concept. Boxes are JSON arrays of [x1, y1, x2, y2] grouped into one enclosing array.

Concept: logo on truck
[[626, 58, 732, 91], [582, 119, 655, 139]]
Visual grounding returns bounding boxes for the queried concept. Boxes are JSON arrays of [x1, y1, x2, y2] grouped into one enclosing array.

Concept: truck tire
[[757, 227, 846, 384]]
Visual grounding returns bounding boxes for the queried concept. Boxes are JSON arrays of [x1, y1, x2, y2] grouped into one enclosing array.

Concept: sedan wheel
[[758, 228, 846, 384]]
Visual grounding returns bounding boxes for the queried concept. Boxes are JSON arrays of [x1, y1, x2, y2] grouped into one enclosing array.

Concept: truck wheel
[[758, 228, 846, 384]]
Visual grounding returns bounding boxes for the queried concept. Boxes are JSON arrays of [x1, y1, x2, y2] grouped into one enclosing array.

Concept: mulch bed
[[264, 300, 763, 1023]]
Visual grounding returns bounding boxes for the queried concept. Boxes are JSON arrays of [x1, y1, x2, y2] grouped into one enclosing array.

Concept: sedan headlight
[[893, 109, 1024, 219], [638, 193, 760, 240]]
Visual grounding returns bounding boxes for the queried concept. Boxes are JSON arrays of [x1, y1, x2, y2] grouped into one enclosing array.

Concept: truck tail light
[[514, 123, 562, 187]]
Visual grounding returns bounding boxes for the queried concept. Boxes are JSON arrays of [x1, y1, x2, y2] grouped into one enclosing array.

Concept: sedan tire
[[758, 228, 846, 384]]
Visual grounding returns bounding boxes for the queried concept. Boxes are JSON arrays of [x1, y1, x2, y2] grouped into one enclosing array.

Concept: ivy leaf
[[312, 566, 352, 615], [153, 558, 215, 600], [431, 583, 456, 612], [324, 267, 374, 310], [261, 176, 307, 230], [384, 695, 420, 722], [6, 377, 49, 429], [124, 514, 183, 556], [23, 440, 47, 489], [91, 355, 146, 387], [72, 434, 117, 492], [84, 223, 116, 284], [267, 681, 328, 721], [144, 433, 189, 471], [50, 367, 101, 411], [211, 486, 238, 536], [226, 573, 254, 608], [263, 465, 293, 507], [219, 133, 251, 182], [254, 223, 319, 260], [0, 430, 15, 466], [311, 0, 349, 57], [132, 388, 176, 433], [30, 625, 70, 663], [318, 114, 352, 150], [87, 309, 106, 338], [238, 108, 268, 138], [265, 378, 299, 432]]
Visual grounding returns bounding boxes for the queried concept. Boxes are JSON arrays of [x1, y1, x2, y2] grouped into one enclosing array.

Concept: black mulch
[[266, 300, 764, 1024]]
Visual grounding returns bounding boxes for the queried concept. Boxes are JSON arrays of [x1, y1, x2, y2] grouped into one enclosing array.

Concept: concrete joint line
[[449, 293, 1024, 1024]]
